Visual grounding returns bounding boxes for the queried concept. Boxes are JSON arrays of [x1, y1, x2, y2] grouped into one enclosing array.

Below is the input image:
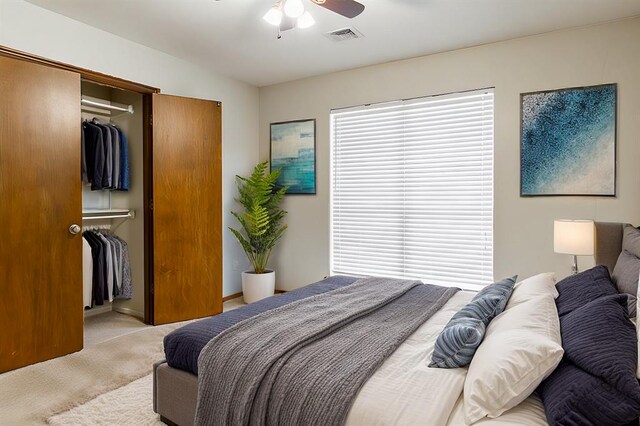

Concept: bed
[[153, 222, 638, 426]]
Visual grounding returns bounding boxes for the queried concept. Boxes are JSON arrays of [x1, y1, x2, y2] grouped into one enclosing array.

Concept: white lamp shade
[[297, 11, 315, 28], [554, 219, 595, 256], [263, 7, 283, 26], [284, 0, 304, 18]]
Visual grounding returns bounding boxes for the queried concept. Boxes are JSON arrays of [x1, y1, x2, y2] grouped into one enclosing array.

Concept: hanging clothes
[[104, 234, 123, 296], [83, 231, 106, 305], [96, 122, 113, 189], [81, 121, 130, 192], [82, 122, 106, 191], [82, 229, 132, 308], [117, 127, 130, 191], [112, 235, 132, 298], [108, 125, 121, 190], [82, 238, 93, 309], [97, 232, 114, 302]]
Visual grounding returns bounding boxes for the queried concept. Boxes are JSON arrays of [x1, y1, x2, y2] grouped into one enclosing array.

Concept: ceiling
[[26, 0, 640, 87]]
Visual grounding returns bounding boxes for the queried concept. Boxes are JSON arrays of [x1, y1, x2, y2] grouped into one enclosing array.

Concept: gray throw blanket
[[195, 277, 458, 426]]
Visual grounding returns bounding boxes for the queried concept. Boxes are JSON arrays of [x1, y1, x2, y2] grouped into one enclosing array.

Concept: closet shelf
[[82, 209, 135, 221], [81, 96, 134, 115]]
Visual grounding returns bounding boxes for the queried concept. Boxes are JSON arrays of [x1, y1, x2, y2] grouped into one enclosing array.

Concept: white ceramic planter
[[242, 270, 275, 304]]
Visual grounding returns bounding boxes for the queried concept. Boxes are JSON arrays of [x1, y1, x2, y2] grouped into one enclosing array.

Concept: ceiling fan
[[308, 0, 365, 19], [263, 0, 365, 33]]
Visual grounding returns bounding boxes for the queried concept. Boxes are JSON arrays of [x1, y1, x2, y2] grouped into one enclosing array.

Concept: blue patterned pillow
[[429, 317, 485, 368], [470, 275, 518, 319], [429, 276, 517, 368]]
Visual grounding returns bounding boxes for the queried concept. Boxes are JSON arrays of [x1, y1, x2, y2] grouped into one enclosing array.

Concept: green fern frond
[[229, 161, 288, 273]]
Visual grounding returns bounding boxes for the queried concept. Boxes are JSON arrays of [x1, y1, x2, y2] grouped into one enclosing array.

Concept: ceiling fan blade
[[312, 0, 365, 19], [279, 15, 296, 31]]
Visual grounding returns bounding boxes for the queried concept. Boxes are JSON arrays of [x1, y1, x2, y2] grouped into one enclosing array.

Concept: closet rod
[[82, 210, 135, 221], [81, 97, 134, 114]]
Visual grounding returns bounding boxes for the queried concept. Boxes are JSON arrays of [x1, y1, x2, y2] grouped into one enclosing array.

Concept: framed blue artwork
[[520, 83, 616, 196], [270, 119, 316, 195]]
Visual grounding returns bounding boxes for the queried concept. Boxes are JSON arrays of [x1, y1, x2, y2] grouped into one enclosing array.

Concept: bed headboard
[[594, 221, 627, 273]]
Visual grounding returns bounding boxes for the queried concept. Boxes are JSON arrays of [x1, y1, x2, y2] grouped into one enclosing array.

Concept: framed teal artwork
[[270, 119, 316, 195], [520, 84, 616, 196]]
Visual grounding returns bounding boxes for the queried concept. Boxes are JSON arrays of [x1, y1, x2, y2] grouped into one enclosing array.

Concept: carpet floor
[[84, 311, 150, 347], [48, 374, 160, 425], [0, 298, 245, 425], [0, 321, 186, 425]]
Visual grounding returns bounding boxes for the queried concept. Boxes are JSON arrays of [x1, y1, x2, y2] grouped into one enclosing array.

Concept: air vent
[[324, 27, 363, 42]]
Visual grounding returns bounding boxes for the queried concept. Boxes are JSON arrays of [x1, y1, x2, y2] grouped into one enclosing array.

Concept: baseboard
[[222, 291, 243, 302], [84, 304, 112, 318], [112, 306, 144, 319], [84, 303, 144, 320], [222, 289, 287, 303]]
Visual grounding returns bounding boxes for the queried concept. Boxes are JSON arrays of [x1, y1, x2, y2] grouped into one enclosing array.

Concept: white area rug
[[0, 321, 187, 424], [48, 374, 161, 425]]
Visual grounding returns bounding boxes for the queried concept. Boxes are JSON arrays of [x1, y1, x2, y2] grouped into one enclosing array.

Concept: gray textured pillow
[[628, 295, 637, 318], [612, 225, 640, 296]]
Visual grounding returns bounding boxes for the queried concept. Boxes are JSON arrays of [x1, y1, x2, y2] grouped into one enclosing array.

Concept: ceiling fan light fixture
[[263, 6, 283, 26], [283, 0, 304, 18], [296, 11, 315, 29]]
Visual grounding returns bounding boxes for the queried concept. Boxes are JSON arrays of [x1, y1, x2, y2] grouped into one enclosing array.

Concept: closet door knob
[[68, 224, 81, 235]]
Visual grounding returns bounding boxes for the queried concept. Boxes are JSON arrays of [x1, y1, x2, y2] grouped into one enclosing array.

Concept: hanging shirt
[[105, 234, 123, 293], [97, 233, 114, 302], [113, 235, 132, 299], [106, 234, 119, 297], [96, 123, 113, 189], [83, 123, 106, 190], [117, 127, 130, 191], [83, 232, 105, 305], [82, 237, 93, 309], [108, 125, 121, 190]]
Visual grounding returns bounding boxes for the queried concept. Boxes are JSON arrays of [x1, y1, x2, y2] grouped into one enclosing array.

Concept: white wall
[[0, 0, 259, 296], [259, 17, 640, 290]]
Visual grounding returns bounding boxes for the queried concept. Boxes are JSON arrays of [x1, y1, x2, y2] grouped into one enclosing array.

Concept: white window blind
[[330, 89, 494, 290]]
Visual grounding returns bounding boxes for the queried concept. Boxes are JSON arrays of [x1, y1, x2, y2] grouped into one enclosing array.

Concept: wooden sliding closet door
[[151, 94, 222, 325], [0, 56, 83, 372]]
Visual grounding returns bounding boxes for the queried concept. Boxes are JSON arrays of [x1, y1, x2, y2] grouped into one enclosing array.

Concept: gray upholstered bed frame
[[153, 360, 198, 426], [152, 221, 629, 426], [594, 221, 627, 273]]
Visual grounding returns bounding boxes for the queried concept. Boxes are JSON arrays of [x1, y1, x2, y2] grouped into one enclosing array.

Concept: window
[[330, 89, 494, 290]]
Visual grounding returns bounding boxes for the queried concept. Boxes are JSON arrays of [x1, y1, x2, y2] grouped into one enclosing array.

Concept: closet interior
[[81, 81, 145, 323]]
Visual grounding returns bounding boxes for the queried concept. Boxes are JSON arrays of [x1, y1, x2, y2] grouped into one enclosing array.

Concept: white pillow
[[463, 294, 563, 424], [506, 272, 557, 309]]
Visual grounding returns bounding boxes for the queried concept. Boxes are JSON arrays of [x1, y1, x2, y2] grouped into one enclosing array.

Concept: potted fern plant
[[229, 161, 288, 303]]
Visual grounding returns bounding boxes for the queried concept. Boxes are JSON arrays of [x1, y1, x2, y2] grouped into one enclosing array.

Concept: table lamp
[[554, 219, 595, 274]]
